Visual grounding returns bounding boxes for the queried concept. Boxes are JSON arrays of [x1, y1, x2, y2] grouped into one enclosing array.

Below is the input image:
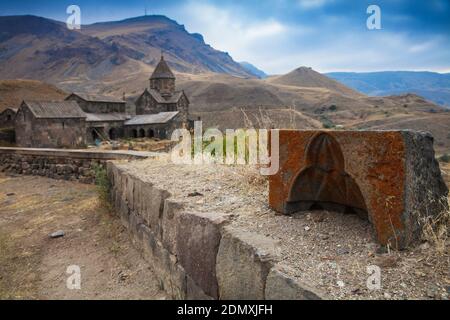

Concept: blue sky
[[1, 0, 449, 74]]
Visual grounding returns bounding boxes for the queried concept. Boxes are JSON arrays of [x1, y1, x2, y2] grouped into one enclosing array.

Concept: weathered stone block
[[176, 212, 228, 299], [124, 173, 135, 211], [161, 199, 184, 254], [216, 227, 280, 300], [119, 197, 130, 228], [141, 182, 171, 238], [269, 130, 448, 249], [140, 224, 187, 299], [265, 265, 325, 300], [129, 211, 144, 238]]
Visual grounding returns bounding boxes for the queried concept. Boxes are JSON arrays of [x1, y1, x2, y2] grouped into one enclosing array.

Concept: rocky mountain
[[0, 15, 254, 84], [239, 62, 268, 79], [81, 15, 253, 77], [327, 71, 450, 107]]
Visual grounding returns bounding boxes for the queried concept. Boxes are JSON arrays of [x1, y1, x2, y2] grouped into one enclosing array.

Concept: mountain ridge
[[0, 14, 254, 82], [327, 71, 450, 107]]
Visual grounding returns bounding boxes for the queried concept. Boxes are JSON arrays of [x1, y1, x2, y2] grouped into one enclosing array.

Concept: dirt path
[[0, 173, 167, 300]]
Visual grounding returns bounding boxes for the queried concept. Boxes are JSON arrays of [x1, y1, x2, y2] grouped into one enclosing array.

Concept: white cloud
[[164, 1, 450, 74], [166, 1, 305, 64], [271, 32, 450, 74]]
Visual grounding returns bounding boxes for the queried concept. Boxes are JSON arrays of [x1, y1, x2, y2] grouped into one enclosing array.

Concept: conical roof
[[150, 55, 175, 79]]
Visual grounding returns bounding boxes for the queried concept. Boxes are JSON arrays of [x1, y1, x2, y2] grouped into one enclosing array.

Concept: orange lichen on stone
[[268, 130, 448, 249]]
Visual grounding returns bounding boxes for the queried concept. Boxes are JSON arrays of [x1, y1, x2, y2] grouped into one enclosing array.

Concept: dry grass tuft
[[419, 160, 449, 255], [419, 196, 449, 254]]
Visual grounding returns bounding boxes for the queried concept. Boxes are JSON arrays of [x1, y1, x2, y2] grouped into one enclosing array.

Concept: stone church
[[11, 55, 191, 148]]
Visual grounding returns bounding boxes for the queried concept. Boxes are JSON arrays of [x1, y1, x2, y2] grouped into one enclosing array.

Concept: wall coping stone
[[0, 147, 158, 160]]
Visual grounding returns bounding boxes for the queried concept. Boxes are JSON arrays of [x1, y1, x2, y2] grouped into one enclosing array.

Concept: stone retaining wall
[[0, 147, 153, 184], [107, 161, 326, 300]]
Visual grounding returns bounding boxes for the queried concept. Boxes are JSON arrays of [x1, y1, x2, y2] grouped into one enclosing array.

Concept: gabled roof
[[85, 113, 130, 122], [67, 92, 125, 104], [22, 100, 86, 119], [124, 112, 179, 126], [150, 55, 175, 80], [1, 107, 18, 114], [142, 88, 185, 104]]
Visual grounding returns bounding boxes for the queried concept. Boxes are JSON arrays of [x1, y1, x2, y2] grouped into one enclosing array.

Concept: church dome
[[150, 55, 175, 79]]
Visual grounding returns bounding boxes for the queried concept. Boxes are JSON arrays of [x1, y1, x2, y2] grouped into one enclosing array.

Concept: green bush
[[93, 164, 111, 204], [439, 153, 450, 163]]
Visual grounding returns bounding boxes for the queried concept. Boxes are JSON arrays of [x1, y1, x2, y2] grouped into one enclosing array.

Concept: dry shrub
[[419, 195, 449, 254]]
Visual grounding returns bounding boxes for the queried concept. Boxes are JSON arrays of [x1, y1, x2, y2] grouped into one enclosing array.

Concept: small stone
[[6, 193, 15, 196], [49, 230, 65, 239], [351, 288, 361, 295], [304, 226, 311, 231], [312, 213, 326, 223], [337, 247, 350, 255], [384, 292, 392, 299], [319, 233, 329, 240], [337, 280, 345, 288], [414, 271, 426, 277], [188, 191, 203, 197], [118, 271, 129, 282]]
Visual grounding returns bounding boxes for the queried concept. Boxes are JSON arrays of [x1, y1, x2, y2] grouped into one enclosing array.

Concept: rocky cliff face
[[0, 15, 254, 83]]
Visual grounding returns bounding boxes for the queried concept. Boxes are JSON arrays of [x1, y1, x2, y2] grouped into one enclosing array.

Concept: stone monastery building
[[12, 55, 191, 148]]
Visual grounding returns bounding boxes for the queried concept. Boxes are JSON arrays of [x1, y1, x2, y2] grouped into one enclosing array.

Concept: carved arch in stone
[[285, 132, 368, 219]]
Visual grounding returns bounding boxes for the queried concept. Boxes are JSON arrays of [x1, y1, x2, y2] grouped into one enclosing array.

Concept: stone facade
[[268, 129, 449, 249], [0, 108, 17, 128], [135, 55, 190, 125], [124, 113, 186, 140], [65, 93, 126, 113], [86, 121, 126, 144], [12, 56, 190, 148], [15, 101, 86, 149]]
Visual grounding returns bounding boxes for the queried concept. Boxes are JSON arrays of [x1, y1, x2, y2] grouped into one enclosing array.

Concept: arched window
[[132, 129, 138, 138], [148, 129, 155, 138], [139, 128, 145, 138]]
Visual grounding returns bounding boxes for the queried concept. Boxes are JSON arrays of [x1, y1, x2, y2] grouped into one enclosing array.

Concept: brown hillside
[[0, 80, 67, 111], [267, 67, 362, 97]]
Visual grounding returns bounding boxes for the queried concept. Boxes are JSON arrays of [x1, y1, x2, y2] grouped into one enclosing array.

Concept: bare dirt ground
[[0, 173, 167, 300], [119, 157, 450, 300]]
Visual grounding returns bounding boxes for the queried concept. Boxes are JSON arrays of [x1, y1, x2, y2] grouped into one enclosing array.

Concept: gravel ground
[[0, 173, 167, 300], [118, 157, 449, 300]]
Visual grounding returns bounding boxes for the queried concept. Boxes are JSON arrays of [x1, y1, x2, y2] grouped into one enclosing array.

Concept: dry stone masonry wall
[[0, 147, 150, 184], [107, 161, 325, 300]]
